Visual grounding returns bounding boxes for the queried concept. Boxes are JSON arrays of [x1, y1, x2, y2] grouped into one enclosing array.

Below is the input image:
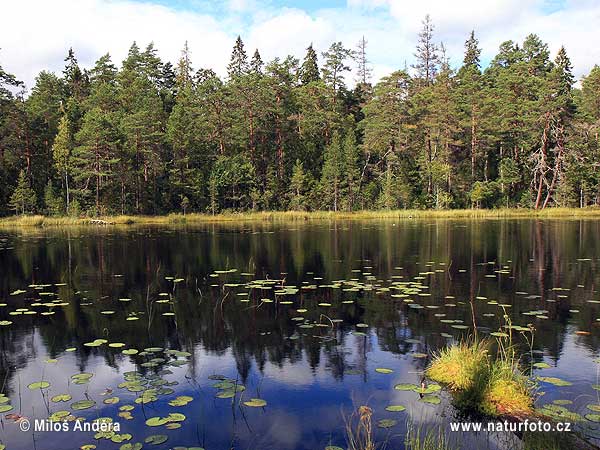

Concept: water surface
[[1, 219, 600, 450]]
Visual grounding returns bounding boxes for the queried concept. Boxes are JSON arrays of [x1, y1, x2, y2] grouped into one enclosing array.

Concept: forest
[[1, 15, 599, 217]]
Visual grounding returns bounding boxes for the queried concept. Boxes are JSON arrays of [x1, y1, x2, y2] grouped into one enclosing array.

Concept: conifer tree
[[53, 115, 73, 213], [299, 44, 320, 85], [321, 42, 352, 100], [10, 170, 37, 214], [320, 131, 344, 211], [227, 36, 249, 79], [413, 14, 440, 85]]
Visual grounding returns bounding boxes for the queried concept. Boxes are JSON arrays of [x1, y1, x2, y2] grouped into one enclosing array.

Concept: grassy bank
[[2, 207, 600, 228]]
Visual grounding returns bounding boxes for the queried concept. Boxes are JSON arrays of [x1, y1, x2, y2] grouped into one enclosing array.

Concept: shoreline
[[2, 207, 600, 228]]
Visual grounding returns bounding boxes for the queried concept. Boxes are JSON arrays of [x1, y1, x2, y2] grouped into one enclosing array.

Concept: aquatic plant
[[344, 405, 376, 450], [426, 337, 533, 417]]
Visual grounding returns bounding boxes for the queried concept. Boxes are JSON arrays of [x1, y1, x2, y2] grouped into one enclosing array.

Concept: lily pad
[[145, 435, 168, 445], [243, 398, 267, 407], [420, 395, 441, 405], [394, 383, 418, 391], [385, 405, 406, 412], [537, 376, 572, 386], [51, 394, 72, 402], [377, 419, 397, 428], [533, 362, 551, 369], [145, 417, 167, 427], [72, 400, 96, 410], [28, 381, 50, 390]]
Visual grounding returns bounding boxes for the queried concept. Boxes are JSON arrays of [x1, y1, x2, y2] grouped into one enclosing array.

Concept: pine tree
[[10, 170, 37, 214], [413, 14, 440, 85], [227, 36, 249, 79], [463, 31, 481, 68], [176, 42, 193, 89], [456, 31, 484, 184], [53, 115, 73, 213], [321, 42, 352, 99], [299, 44, 320, 85], [63, 48, 88, 100], [354, 36, 372, 86], [342, 127, 361, 211], [289, 159, 307, 211], [250, 49, 263, 74], [320, 131, 344, 211], [44, 180, 63, 215]]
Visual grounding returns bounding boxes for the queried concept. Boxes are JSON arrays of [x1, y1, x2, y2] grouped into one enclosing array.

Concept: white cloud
[[0, 0, 598, 91]]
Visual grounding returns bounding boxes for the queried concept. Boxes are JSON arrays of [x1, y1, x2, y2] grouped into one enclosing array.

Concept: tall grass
[[405, 422, 456, 450], [2, 207, 600, 228], [344, 405, 376, 450], [426, 322, 534, 418]]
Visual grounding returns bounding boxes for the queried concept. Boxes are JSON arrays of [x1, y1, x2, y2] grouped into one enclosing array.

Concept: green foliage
[[10, 170, 37, 215], [470, 181, 500, 208], [1, 26, 599, 218], [44, 181, 63, 216]]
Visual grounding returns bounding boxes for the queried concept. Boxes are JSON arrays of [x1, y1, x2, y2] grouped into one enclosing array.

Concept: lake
[[1, 219, 600, 450]]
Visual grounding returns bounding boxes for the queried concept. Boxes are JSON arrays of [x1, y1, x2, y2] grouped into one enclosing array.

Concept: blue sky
[[1, 0, 598, 90]]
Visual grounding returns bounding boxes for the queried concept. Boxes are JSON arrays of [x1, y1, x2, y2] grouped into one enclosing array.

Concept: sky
[[1, 0, 599, 90]]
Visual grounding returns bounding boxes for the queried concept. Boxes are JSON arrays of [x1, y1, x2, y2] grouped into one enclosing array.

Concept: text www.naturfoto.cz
[[450, 420, 571, 433]]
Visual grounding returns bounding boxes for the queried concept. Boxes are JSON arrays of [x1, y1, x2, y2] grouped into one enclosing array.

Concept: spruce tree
[[227, 36, 249, 79], [250, 49, 263, 74], [299, 44, 320, 84], [413, 14, 440, 85], [53, 115, 73, 213], [289, 159, 307, 211], [320, 131, 344, 211], [463, 31, 481, 68], [10, 170, 37, 215]]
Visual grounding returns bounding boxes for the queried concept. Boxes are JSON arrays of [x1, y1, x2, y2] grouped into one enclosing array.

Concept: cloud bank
[[1, 0, 598, 90]]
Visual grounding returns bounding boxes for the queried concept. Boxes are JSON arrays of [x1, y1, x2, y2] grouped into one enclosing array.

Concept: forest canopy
[[1, 15, 599, 216]]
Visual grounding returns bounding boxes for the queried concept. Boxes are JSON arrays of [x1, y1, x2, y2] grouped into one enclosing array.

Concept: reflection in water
[[1, 219, 600, 449]]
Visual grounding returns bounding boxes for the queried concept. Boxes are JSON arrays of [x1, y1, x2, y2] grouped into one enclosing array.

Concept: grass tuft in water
[[426, 337, 533, 417]]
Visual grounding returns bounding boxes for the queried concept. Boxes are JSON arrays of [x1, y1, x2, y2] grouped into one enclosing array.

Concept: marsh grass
[[404, 422, 456, 450], [344, 405, 377, 450], [427, 331, 534, 418], [2, 207, 600, 228]]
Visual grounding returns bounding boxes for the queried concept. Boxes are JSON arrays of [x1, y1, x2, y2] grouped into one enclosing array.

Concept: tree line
[[1, 15, 600, 216]]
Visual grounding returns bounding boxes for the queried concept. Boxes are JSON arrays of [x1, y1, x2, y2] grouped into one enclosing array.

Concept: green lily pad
[[377, 419, 397, 428], [166, 412, 186, 422], [394, 383, 418, 391], [0, 405, 13, 413], [119, 444, 142, 450], [51, 394, 72, 403], [375, 368, 393, 374], [385, 405, 406, 412], [104, 396, 120, 405], [72, 400, 96, 410], [145, 435, 168, 445], [420, 395, 441, 405], [533, 362, 551, 369], [243, 398, 267, 407], [537, 376, 572, 386], [145, 417, 168, 427], [28, 381, 50, 390], [168, 396, 193, 407]]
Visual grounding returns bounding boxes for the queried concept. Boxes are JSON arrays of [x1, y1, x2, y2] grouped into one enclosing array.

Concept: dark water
[[1, 219, 600, 450]]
